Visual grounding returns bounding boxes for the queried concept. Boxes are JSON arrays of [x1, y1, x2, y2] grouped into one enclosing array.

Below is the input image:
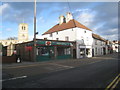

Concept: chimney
[[59, 15, 66, 25], [66, 12, 73, 23]]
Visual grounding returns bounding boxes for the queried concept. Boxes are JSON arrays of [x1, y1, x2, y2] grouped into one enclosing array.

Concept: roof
[[92, 33, 106, 42], [42, 19, 92, 35]]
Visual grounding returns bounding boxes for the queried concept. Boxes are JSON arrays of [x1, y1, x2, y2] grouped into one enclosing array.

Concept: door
[[92, 49, 94, 57], [73, 49, 76, 59]]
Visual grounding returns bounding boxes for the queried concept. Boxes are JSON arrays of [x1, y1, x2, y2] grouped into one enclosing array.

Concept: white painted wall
[[92, 38, 106, 56], [42, 28, 77, 41]]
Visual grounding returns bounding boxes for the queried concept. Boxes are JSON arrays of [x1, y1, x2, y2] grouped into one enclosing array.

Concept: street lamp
[[33, 0, 37, 62]]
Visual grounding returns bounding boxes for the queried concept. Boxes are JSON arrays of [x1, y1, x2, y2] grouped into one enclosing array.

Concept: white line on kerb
[[1, 76, 27, 82]]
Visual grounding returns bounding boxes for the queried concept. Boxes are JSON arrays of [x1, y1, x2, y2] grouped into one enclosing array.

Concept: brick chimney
[[66, 12, 73, 23], [59, 15, 66, 25]]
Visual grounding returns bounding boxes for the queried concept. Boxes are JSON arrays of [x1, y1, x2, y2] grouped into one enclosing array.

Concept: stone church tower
[[18, 23, 28, 42]]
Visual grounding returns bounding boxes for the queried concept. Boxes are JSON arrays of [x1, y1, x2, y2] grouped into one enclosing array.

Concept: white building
[[92, 33, 106, 56], [112, 40, 120, 52], [42, 12, 93, 59]]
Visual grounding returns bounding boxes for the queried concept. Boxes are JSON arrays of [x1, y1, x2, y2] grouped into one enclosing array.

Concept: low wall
[[2, 56, 16, 63]]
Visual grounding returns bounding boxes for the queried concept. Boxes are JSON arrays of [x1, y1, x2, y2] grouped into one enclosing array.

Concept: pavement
[[2, 52, 120, 88]]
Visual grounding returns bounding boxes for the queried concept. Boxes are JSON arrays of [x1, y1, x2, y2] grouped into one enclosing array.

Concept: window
[[50, 33, 52, 37], [56, 38, 59, 40], [44, 38, 47, 40], [64, 48, 71, 55], [84, 30, 86, 33], [56, 32, 58, 34], [95, 40, 97, 45], [95, 48, 97, 55], [24, 26, 26, 30], [65, 36, 69, 41], [22, 26, 23, 30]]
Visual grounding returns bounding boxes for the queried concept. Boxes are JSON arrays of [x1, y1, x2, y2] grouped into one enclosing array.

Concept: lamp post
[[33, 0, 36, 62]]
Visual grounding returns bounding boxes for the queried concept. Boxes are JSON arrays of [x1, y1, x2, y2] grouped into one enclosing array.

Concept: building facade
[[42, 12, 93, 59], [0, 23, 29, 56]]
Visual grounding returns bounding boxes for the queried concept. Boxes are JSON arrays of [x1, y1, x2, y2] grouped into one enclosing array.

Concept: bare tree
[[7, 37, 17, 40]]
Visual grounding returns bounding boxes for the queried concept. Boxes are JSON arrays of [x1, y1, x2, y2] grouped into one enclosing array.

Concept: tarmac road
[[2, 53, 119, 88]]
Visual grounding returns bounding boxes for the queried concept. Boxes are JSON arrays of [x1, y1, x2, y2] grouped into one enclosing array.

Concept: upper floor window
[[84, 30, 86, 33], [44, 38, 47, 40], [56, 38, 59, 41], [65, 36, 69, 41], [56, 32, 58, 34], [50, 33, 52, 37], [95, 39, 97, 45], [24, 26, 26, 30], [22, 26, 23, 30]]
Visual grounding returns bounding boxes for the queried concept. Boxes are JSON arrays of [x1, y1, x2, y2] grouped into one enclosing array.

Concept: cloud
[[74, 9, 97, 27], [6, 28, 12, 31]]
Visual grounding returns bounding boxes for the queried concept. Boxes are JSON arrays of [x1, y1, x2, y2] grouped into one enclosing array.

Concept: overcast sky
[[0, 1, 118, 41]]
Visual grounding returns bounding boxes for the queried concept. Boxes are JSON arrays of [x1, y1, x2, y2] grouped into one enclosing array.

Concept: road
[[2, 53, 119, 88]]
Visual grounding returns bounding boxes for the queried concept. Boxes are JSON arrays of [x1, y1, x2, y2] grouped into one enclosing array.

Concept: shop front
[[16, 40, 74, 62], [79, 45, 92, 58]]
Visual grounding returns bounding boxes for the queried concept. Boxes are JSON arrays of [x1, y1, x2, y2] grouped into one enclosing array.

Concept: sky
[[0, 1, 118, 41]]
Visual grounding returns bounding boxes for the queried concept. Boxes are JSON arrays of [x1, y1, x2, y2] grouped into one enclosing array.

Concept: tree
[[7, 37, 17, 40]]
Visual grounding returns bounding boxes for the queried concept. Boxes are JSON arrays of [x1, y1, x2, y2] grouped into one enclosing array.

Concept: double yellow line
[[105, 73, 120, 90]]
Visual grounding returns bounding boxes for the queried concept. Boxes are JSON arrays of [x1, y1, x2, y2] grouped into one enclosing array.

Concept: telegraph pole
[[33, 0, 36, 62]]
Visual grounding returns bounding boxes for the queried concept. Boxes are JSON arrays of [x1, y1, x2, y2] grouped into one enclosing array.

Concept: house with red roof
[[42, 12, 93, 58]]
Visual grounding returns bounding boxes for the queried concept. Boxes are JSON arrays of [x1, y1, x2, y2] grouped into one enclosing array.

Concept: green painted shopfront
[[15, 39, 76, 62]]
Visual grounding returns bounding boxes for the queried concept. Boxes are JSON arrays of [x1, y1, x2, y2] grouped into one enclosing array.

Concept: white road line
[[88, 60, 103, 65], [49, 63, 74, 68], [1, 76, 27, 82]]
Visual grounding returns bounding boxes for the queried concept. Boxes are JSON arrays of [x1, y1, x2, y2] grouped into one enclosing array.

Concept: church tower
[[18, 23, 28, 42]]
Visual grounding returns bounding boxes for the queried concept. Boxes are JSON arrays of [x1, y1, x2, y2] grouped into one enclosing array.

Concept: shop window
[[64, 48, 71, 55], [86, 49, 90, 56], [37, 47, 49, 56]]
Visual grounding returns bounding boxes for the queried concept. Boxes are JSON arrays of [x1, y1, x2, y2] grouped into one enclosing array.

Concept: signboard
[[26, 40, 72, 46]]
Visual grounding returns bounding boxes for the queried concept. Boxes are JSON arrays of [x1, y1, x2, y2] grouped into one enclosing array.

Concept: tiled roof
[[42, 19, 92, 35], [92, 33, 106, 41]]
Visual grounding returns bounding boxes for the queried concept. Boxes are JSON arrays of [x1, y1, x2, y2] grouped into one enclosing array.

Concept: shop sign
[[45, 41, 51, 46]]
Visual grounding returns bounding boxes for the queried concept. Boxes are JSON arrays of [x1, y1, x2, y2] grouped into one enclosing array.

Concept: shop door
[[73, 49, 76, 59]]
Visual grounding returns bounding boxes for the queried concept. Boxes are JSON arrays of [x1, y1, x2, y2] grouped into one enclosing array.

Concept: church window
[[22, 26, 23, 30], [24, 26, 26, 30]]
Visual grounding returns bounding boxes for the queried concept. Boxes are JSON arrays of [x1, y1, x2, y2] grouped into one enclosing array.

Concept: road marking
[[1, 76, 27, 82], [105, 74, 120, 89], [111, 78, 120, 89], [3, 64, 43, 69], [49, 63, 74, 68], [88, 60, 103, 65]]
